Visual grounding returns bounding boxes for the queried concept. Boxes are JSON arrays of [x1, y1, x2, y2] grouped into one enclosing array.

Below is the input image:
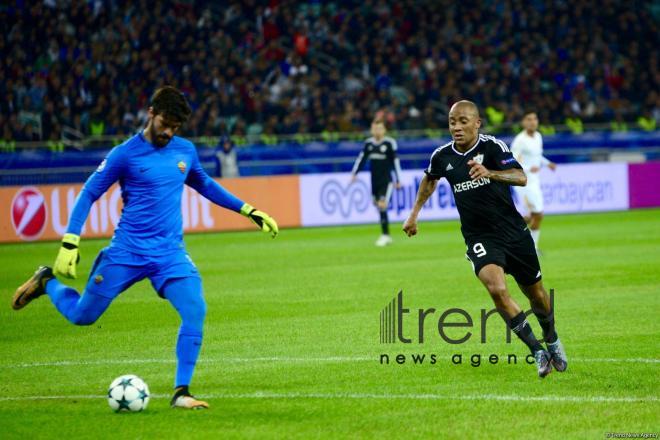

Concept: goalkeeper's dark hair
[[150, 86, 192, 123], [522, 109, 538, 118]]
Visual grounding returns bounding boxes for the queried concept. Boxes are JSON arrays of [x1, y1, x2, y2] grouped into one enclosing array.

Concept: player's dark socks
[[534, 311, 558, 344], [171, 384, 209, 409], [174, 385, 189, 395], [379, 210, 389, 235], [171, 385, 190, 403], [509, 311, 544, 354]]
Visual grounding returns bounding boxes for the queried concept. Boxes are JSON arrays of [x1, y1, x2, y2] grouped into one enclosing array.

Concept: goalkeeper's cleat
[[170, 386, 209, 410], [534, 349, 553, 378], [12, 266, 54, 310], [546, 338, 568, 372]]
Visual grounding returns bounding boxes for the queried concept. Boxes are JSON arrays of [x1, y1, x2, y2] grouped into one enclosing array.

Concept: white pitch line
[[2, 356, 373, 368], [6, 359, 174, 368], [0, 392, 657, 404], [207, 392, 660, 404], [574, 358, 660, 364], [2, 356, 658, 368], [218, 356, 374, 362]]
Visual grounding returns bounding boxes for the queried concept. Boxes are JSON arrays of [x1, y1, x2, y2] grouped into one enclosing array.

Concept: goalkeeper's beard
[[149, 124, 172, 148]]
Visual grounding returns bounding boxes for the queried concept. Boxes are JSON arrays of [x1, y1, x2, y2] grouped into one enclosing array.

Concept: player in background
[[12, 86, 279, 409], [403, 100, 567, 378], [511, 111, 556, 253], [351, 119, 402, 246]]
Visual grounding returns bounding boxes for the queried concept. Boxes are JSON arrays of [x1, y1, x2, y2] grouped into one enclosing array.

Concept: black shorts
[[372, 182, 393, 203], [465, 233, 542, 286]]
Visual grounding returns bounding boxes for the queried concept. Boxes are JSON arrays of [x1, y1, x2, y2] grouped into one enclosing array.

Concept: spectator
[[216, 136, 240, 178], [1, 1, 657, 142]]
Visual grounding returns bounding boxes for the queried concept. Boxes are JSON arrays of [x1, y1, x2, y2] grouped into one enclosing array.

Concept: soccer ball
[[107, 374, 150, 412]]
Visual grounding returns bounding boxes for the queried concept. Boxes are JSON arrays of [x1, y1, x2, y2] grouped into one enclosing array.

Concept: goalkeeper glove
[[240, 203, 279, 238], [54, 233, 81, 279]]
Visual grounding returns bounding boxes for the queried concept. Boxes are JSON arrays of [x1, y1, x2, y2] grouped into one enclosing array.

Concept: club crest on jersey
[[177, 161, 187, 173], [472, 153, 484, 164], [380, 145, 387, 153]]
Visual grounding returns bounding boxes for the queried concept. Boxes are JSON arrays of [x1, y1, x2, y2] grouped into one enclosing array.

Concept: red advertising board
[[0, 176, 301, 243]]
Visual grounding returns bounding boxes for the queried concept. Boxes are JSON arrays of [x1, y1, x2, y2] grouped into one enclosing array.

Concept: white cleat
[[534, 349, 553, 378], [375, 235, 393, 247], [547, 338, 568, 372], [171, 394, 209, 409], [170, 387, 209, 409]]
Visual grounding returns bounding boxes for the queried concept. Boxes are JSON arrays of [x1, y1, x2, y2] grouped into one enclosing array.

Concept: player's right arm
[[350, 143, 368, 182], [54, 146, 127, 278], [403, 149, 443, 237], [403, 175, 438, 237]]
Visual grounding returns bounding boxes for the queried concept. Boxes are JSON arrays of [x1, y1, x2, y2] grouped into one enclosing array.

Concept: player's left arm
[[468, 139, 527, 186], [538, 136, 556, 171], [540, 155, 557, 171], [186, 150, 278, 237], [468, 164, 527, 186]]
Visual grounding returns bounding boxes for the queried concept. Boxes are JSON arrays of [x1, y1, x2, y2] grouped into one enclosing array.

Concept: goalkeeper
[[11, 86, 278, 410]]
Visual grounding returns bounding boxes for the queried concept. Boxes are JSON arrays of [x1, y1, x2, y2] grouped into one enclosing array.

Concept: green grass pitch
[[0, 209, 658, 438]]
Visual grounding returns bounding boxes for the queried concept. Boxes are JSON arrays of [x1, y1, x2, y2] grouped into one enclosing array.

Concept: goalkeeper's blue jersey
[[67, 132, 244, 255]]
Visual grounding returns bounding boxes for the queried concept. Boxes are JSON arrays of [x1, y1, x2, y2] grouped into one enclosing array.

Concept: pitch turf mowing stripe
[[4, 356, 658, 368], [0, 393, 657, 403]]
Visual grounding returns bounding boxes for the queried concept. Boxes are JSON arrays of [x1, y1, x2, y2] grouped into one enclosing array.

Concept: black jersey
[[351, 136, 402, 189], [425, 134, 528, 242]]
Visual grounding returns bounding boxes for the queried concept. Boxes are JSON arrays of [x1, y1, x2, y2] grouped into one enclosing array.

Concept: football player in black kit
[[351, 119, 403, 246], [403, 101, 567, 378]]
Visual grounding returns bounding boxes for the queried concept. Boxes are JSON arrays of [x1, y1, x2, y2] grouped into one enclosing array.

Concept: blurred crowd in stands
[[1, 0, 658, 148]]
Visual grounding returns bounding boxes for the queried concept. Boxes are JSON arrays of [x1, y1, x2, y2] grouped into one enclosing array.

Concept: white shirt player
[[511, 131, 549, 186], [511, 130, 550, 213]]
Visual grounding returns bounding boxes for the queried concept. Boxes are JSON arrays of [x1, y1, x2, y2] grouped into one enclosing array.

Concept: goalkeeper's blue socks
[[175, 326, 203, 388], [45, 272, 207, 389], [163, 277, 206, 388], [45, 279, 112, 325]]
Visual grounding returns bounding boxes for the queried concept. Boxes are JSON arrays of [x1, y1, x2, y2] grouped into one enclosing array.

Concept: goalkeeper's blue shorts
[[84, 245, 200, 299]]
